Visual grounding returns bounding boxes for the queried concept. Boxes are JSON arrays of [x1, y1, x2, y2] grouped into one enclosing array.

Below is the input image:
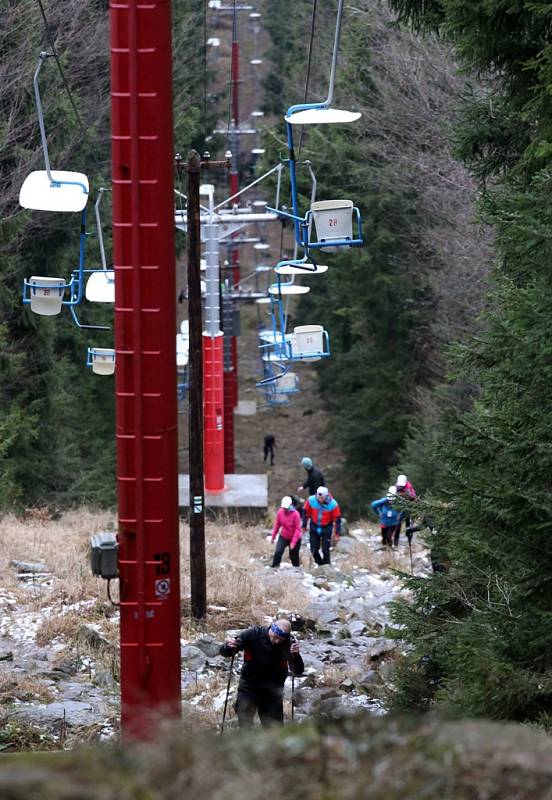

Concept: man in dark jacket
[[297, 456, 325, 496], [220, 618, 304, 727]]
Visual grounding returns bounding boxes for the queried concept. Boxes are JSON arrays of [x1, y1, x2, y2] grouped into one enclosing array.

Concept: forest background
[[2, 0, 552, 726]]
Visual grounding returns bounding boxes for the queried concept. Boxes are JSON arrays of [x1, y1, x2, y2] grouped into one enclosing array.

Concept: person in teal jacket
[[371, 486, 404, 547]]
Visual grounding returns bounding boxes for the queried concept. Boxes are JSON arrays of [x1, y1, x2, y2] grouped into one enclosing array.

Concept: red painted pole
[[110, 0, 181, 738], [203, 333, 225, 492], [223, 15, 241, 470]]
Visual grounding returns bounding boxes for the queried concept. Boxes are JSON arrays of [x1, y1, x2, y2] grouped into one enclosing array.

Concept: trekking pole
[[291, 672, 295, 721], [408, 535, 414, 575], [220, 652, 235, 734]]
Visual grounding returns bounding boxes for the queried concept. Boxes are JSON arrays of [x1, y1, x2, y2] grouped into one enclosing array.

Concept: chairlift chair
[[19, 53, 89, 213], [87, 347, 116, 375], [291, 324, 330, 362], [266, 0, 364, 254], [85, 189, 115, 303], [27, 277, 66, 316]]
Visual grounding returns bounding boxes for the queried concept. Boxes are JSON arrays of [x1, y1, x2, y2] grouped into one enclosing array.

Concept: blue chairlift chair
[[86, 347, 116, 375], [266, 0, 363, 262]]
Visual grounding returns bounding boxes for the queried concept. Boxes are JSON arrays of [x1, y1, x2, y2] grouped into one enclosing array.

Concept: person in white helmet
[[395, 474, 417, 547], [302, 486, 341, 565], [270, 496, 303, 567], [371, 486, 404, 547]]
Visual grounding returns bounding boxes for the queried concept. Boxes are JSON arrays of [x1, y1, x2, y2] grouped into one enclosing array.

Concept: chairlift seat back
[[311, 199, 353, 252], [277, 372, 299, 393], [86, 270, 115, 303], [28, 276, 65, 316], [19, 170, 89, 212], [293, 324, 325, 361], [90, 348, 116, 375]]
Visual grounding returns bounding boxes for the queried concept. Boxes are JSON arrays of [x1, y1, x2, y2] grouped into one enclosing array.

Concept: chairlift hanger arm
[[70, 305, 110, 331], [212, 163, 284, 213], [33, 52, 88, 196], [95, 188, 111, 272]]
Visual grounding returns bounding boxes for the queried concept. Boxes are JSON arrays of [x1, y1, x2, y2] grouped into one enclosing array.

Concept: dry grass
[[180, 520, 311, 635], [35, 611, 84, 646], [0, 673, 56, 705], [0, 508, 116, 608]]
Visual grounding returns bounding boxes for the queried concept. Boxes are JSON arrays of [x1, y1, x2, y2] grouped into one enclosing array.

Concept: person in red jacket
[[302, 486, 341, 565], [271, 496, 303, 567]]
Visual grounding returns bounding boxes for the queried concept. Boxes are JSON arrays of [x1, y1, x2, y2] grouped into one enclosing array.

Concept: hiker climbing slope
[[263, 434, 276, 466], [297, 456, 325, 495], [220, 619, 304, 727], [271, 496, 303, 568], [302, 486, 341, 566], [395, 473, 417, 546], [371, 486, 404, 547]]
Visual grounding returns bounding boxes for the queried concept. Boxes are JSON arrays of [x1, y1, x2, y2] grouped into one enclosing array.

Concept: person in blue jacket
[[371, 486, 404, 547]]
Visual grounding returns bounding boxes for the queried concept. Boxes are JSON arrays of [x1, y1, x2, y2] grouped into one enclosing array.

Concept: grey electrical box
[[90, 532, 119, 579]]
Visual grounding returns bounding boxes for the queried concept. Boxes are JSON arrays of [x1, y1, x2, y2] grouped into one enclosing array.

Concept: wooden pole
[[187, 149, 207, 619]]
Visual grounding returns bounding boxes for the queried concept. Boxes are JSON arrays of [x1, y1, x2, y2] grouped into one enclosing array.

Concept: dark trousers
[[310, 527, 332, 565], [235, 688, 283, 727], [263, 445, 275, 464], [382, 525, 400, 547], [272, 536, 301, 567]]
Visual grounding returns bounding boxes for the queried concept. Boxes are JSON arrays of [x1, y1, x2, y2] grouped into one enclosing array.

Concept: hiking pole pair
[[220, 652, 235, 734]]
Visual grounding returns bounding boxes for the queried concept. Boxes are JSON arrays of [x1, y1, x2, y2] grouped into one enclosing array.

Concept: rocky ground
[[0, 519, 428, 748]]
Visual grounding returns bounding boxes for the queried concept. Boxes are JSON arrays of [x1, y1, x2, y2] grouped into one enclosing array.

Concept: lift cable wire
[[297, 0, 318, 160], [203, 0, 208, 145], [36, 0, 85, 135], [226, 0, 238, 135]]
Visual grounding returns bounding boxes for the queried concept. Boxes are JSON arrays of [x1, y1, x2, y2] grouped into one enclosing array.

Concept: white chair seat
[[86, 271, 115, 303], [28, 276, 65, 316], [275, 264, 328, 276], [259, 330, 292, 343], [268, 284, 310, 296], [19, 170, 89, 212], [285, 108, 361, 126]]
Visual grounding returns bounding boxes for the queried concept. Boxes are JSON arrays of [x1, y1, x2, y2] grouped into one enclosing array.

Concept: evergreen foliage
[[0, 1, 206, 510], [387, 0, 552, 723], [263, 0, 487, 507]]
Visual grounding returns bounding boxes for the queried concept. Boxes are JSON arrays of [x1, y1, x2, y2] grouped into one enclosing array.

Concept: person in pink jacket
[[271, 496, 303, 568]]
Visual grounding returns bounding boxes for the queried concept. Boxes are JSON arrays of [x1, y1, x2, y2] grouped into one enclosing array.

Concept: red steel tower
[[110, 0, 181, 737]]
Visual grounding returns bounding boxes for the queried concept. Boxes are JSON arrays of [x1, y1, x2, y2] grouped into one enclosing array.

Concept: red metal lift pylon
[[110, 0, 181, 737]]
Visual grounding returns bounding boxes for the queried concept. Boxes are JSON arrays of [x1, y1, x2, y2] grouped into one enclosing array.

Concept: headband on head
[[270, 622, 290, 639]]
